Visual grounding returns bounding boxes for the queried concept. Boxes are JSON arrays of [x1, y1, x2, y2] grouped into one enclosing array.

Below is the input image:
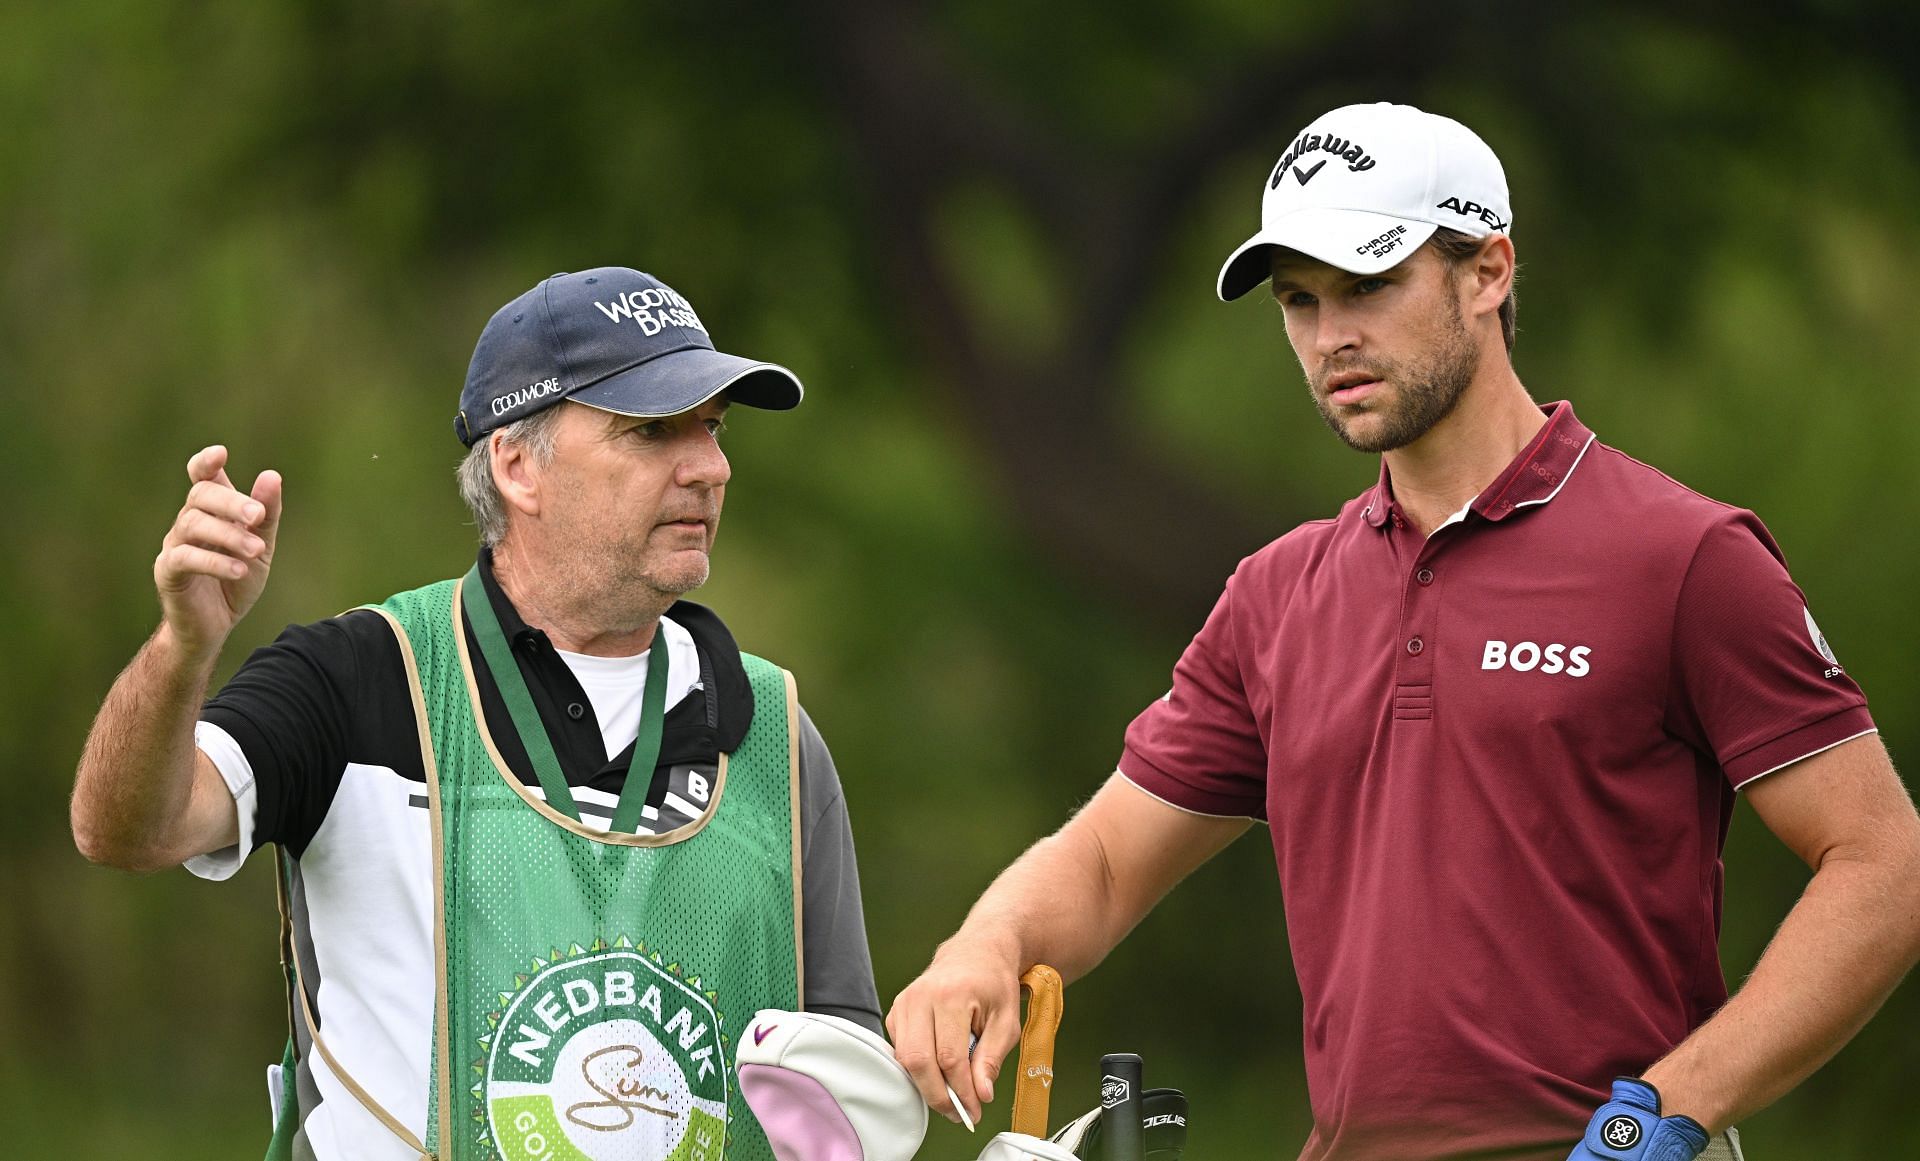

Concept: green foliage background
[[3, 2, 1917, 1155]]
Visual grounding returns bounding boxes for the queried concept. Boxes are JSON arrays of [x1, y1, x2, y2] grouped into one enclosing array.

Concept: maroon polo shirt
[[1119, 402, 1874, 1161]]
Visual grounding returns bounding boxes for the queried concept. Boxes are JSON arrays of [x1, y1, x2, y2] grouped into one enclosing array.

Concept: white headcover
[[736, 1009, 928, 1161], [976, 1131, 1082, 1161]]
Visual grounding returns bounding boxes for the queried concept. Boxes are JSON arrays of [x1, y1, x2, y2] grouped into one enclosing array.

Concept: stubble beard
[[607, 530, 712, 604], [538, 523, 712, 638], [1310, 294, 1480, 454]]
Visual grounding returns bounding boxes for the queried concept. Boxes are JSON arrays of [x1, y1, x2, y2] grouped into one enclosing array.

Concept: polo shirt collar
[[476, 546, 544, 646], [1472, 401, 1595, 521], [1365, 401, 1596, 529]]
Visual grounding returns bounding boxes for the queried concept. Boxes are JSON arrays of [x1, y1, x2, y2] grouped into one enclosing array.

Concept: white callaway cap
[[736, 1009, 927, 1161], [1216, 101, 1512, 300]]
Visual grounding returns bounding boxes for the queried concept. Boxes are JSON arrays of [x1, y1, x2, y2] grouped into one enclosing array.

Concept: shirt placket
[[1392, 517, 1454, 723]]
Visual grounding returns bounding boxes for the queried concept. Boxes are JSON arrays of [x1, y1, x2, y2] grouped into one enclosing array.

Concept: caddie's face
[[539, 397, 732, 600], [1269, 244, 1479, 453]]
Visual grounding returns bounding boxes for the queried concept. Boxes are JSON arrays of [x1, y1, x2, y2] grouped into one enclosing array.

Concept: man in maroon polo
[[885, 102, 1920, 1160]]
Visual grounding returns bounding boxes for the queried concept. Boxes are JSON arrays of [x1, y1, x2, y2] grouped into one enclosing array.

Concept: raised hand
[[153, 445, 282, 658]]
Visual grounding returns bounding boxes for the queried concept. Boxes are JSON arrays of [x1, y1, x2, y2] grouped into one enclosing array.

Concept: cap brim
[[570, 346, 803, 419], [1216, 208, 1441, 300]]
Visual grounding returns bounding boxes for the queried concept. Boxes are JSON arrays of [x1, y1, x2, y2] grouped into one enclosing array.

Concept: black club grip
[[1099, 1053, 1144, 1161]]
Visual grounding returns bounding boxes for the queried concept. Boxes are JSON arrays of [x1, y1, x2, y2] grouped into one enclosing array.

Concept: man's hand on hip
[[1567, 1079, 1709, 1161], [155, 444, 282, 659]]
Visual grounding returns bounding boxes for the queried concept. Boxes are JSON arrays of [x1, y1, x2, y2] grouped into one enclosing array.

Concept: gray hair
[[456, 406, 564, 545]]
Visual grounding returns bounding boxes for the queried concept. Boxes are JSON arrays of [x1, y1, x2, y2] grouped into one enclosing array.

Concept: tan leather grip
[[1010, 963, 1065, 1138]]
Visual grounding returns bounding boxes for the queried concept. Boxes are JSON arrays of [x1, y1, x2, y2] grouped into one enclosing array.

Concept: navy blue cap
[[455, 268, 803, 446]]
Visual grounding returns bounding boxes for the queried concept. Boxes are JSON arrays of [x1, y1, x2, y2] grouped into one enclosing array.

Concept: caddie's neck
[[489, 538, 667, 658], [1381, 355, 1542, 538]]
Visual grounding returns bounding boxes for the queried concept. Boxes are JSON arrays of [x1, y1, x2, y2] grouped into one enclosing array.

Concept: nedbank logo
[[481, 939, 730, 1161]]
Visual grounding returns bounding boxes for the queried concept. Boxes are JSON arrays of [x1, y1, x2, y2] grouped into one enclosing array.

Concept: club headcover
[[1048, 1088, 1188, 1160], [976, 1131, 1082, 1161], [736, 1009, 928, 1161]]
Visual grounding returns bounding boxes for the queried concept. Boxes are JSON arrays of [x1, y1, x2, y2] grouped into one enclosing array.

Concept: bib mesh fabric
[[379, 578, 799, 1161]]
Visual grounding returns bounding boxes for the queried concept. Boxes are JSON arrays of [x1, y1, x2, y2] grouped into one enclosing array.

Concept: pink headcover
[[736, 1010, 928, 1161]]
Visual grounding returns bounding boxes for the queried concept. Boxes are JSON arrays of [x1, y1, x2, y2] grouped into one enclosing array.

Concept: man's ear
[[491, 432, 542, 519], [1466, 234, 1515, 322]]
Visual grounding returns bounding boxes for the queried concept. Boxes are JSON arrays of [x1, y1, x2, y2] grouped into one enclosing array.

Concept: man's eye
[[632, 423, 668, 439], [705, 419, 728, 437], [1355, 278, 1388, 295], [1281, 291, 1316, 308]]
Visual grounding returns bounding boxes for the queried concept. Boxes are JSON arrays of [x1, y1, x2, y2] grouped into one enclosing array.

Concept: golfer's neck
[[1382, 371, 1540, 536]]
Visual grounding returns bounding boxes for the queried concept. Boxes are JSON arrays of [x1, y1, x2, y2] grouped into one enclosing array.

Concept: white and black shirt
[[188, 552, 880, 1160]]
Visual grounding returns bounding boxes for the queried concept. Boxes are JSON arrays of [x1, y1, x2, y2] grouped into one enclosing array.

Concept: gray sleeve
[[796, 704, 883, 1034]]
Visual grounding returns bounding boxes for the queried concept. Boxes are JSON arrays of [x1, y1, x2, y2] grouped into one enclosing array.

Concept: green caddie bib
[[268, 575, 800, 1161]]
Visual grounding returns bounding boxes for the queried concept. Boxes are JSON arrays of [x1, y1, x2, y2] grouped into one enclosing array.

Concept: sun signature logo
[[565, 1044, 681, 1131]]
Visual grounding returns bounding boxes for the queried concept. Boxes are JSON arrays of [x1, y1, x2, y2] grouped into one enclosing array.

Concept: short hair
[[1427, 227, 1517, 352], [455, 405, 565, 545]]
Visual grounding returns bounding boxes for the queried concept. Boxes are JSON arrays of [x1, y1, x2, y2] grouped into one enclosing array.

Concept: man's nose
[[677, 429, 731, 489], [1312, 302, 1362, 359]]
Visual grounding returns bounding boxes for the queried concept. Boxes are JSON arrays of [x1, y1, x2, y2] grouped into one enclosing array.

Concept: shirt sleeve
[[1668, 511, 1876, 790], [196, 609, 409, 860], [181, 720, 260, 880], [795, 705, 883, 1034], [1117, 572, 1268, 819]]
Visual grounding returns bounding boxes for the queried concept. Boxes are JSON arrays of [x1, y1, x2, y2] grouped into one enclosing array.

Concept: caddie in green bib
[[237, 265, 831, 1161], [274, 570, 801, 1161]]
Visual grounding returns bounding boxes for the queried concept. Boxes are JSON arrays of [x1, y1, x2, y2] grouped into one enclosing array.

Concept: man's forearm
[[947, 819, 1145, 985], [1642, 847, 1920, 1131], [72, 624, 224, 870]]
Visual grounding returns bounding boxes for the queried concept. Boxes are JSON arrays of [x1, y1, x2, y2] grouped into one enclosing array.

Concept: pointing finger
[[186, 445, 229, 485]]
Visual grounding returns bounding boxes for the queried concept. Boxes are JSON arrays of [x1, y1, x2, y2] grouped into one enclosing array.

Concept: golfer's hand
[[887, 936, 1023, 1127], [154, 445, 283, 658]]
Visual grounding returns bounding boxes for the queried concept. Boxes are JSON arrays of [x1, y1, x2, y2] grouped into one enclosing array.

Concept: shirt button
[[566, 702, 586, 720], [1406, 637, 1424, 655], [1416, 568, 1434, 585]]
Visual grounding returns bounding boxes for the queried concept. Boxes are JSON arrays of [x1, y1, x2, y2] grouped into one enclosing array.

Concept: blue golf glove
[[1566, 1078, 1708, 1160]]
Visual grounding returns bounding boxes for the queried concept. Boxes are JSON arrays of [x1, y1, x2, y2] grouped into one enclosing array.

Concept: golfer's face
[[1269, 246, 1473, 453], [545, 398, 732, 596]]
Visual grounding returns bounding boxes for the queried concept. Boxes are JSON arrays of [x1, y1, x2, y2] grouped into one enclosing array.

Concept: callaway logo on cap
[[455, 267, 803, 446], [1216, 101, 1512, 300]]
